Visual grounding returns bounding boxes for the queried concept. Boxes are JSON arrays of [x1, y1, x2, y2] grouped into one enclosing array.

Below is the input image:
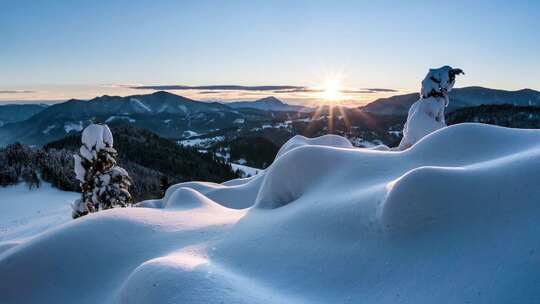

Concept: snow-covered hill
[[1, 123, 540, 303]]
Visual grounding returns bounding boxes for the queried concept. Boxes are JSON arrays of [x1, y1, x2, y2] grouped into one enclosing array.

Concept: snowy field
[[0, 182, 78, 246], [1, 123, 540, 303]]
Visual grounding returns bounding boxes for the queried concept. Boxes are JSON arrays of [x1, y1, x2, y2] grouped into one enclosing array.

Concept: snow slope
[[0, 182, 78, 247], [2, 124, 540, 303]]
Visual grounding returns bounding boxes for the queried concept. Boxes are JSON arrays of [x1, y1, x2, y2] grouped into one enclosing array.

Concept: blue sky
[[1, 0, 539, 103]]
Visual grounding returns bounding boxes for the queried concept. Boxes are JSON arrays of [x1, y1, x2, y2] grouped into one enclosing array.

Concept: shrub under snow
[[398, 66, 464, 150], [72, 124, 132, 218]]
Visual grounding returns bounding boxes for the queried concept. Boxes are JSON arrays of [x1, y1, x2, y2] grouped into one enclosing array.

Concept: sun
[[321, 79, 342, 102]]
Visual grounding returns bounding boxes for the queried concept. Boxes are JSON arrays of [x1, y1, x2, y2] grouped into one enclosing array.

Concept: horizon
[[1, 84, 538, 108], [2, 1, 540, 106]]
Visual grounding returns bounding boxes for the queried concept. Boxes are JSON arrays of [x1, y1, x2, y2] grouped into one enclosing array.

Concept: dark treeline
[[212, 136, 280, 169], [1, 124, 240, 201], [446, 104, 540, 128]]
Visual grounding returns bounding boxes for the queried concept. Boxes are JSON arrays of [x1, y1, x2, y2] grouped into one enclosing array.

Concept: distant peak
[[256, 96, 284, 104], [151, 90, 177, 97]]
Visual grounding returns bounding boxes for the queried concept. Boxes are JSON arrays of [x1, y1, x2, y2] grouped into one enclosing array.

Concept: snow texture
[[0, 182, 78, 244], [1, 124, 540, 303]]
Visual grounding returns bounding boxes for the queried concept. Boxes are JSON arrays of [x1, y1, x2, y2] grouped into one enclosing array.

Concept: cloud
[[131, 85, 305, 91], [0, 90, 35, 94], [273, 88, 399, 94], [130, 85, 398, 95], [198, 90, 227, 94], [360, 88, 399, 92]]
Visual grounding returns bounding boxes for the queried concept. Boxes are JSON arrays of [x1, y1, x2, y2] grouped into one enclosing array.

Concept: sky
[[1, 0, 540, 105]]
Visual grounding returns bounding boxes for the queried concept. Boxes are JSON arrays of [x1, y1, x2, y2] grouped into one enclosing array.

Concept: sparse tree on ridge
[[72, 124, 132, 219]]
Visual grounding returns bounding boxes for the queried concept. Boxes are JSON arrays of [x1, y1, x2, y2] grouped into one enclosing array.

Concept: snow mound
[[2, 123, 540, 303], [275, 134, 353, 158], [139, 174, 265, 210], [162, 187, 222, 210]]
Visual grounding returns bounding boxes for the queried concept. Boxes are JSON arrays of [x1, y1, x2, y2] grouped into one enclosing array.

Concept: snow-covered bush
[[72, 124, 132, 218], [398, 66, 464, 150]]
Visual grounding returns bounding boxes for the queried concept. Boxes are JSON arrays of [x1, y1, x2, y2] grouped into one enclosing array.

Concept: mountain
[[0, 91, 250, 146], [0, 104, 48, 126], [362, 86, 540, 115], [0, 92, 315, 146], [227, 96, 311, 112]]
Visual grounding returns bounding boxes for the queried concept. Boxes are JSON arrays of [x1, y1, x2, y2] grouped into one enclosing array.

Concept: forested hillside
[[0, 124, 239, 201]]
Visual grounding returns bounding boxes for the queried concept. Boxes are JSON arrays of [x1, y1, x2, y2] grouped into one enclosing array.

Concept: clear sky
[[1, 0, 539, 104]]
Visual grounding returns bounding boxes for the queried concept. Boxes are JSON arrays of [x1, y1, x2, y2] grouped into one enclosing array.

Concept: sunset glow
[[321, 80, 342, 101]]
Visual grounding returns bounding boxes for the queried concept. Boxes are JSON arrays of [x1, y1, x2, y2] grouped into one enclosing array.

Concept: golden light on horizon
[[321, 78, 343, 102]]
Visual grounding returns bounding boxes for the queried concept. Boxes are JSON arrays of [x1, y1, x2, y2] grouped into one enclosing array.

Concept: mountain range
[[361, 86, 540, 115], [0, 104, 48, 127], [1, 86, 540, 146], [0, 92, 281, 146]]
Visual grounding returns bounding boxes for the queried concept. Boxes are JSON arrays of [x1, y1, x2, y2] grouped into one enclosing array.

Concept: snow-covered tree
[[72, 124, 132, 218], [398, 66, 464, 150]]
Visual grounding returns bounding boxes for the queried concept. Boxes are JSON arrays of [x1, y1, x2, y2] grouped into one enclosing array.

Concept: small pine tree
[[72, 124, 132, 219], [159, 175, 170, 196]]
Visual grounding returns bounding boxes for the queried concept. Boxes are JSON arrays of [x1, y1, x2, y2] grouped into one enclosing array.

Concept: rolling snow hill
[[1, 123, 539, 303]]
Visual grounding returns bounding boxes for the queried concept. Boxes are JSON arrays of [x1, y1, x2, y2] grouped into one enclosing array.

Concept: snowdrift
[[2, 125, 540, 303]]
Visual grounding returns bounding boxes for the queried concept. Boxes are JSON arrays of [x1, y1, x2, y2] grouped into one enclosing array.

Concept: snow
[[64, 121, 83, 133], [231, 163, 262, 177], [2, 124, 540, 303], [399, 96, 447, 149], [349, 137, 383, 148], [129, 98, 152, 113], [73, 155, 85, 181], [275, 134, 353, 158], [105, 116, 136, 123], [178, 105, 188, 113], [182, 130, 199, 138], [81, 123, 113, 153], [399, 66, 463, 150], [0, 182, 78, 244], [42, 124, 56, 134], [233, 118, 245, 124], [178, 136, 224, 148], [420, 65, 462, 99]]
